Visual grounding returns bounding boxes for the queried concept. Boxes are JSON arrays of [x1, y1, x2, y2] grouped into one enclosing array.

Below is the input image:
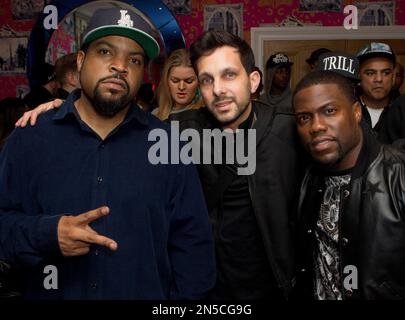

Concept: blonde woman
[[153, 48, 204, 120]]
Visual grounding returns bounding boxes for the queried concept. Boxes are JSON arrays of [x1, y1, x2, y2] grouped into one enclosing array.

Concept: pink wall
[[1, 0, 405, 99]]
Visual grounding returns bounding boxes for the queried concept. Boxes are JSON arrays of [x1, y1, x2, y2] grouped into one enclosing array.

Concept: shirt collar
[[53, 89, 149, 127]]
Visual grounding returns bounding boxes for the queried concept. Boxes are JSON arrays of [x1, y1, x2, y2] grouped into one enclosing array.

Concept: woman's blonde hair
[[155, 49, 204, 120]]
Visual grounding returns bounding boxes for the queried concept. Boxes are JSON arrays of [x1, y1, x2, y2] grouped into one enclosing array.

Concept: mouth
[[100, 78, 127, 91], [214, 100, 233, 111], [311, 137, 336, 152], [176, 93, 187, 98]]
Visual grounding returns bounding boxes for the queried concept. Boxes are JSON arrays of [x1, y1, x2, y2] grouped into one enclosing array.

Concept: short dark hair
[[189, 30, 255, 75], [293, 70, 357, 108]]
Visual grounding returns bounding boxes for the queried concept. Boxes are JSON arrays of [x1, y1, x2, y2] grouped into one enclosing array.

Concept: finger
[[76, 206, 110, 225], [80, 230, 117, 251], [20, 111, 32, 128], [15, 117, 22, 127], [30, 111, 39, 126], [54, 99, 63, 108]]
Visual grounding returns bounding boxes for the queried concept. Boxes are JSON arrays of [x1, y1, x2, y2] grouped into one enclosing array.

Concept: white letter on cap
[[344, 5, 358, 30], [43, 5, 58, 30]]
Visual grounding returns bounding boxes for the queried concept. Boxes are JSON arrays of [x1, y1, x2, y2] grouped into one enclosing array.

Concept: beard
[[91, 75, 131, 118]]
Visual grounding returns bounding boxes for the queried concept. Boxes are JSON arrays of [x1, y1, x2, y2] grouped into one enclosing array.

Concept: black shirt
[[210, 106, 279, 300]]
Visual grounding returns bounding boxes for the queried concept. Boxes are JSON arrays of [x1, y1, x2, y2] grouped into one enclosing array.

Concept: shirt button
[[100, 144, 105, 149], [97, 177, 103, 183], [91, 283, 97, 289], [343, 190, 350, 198], [318, 189, 323, 193], [307, 229, 312, 234], [95, 249, 99, 256], [301, 268, 306, 273]]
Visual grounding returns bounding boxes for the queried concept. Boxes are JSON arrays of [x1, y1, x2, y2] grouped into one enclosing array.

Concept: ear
[[77, 50, 85, 73], [249, 70, 261, 94], [353, 101, 362, 124]]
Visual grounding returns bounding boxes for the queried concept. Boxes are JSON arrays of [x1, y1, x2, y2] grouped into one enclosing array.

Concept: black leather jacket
[[295, 129, 405, 299], [171, 101, 305, 298]]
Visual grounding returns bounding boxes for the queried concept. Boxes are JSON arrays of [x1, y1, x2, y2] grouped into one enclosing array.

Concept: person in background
[[306, 48, 332, 71], [54, 53, 81, 99], [260, 52, 294, 111], [153, 48, 204, 121], [293, 70, 405, 300], [391, 62, 404, 100], [356, 42, 395, 133], [23, 63, 59, 109]]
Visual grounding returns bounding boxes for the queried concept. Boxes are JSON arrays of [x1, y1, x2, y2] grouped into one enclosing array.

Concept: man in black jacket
[[175, 30, 304, 299], [293, 70, 405, 299]]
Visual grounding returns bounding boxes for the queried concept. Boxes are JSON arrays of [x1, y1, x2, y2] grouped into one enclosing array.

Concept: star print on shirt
[[363, 181, 383, 199]]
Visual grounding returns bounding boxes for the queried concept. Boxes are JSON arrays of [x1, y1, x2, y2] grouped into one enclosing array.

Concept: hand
[[15, 99, 64, 127], [57, 206, 118, 257]]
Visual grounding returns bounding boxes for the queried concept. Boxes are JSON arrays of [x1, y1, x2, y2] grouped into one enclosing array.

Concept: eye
[[185, 79, 195, 84], [325, 107, 336, 115], [224, 72, 236, 79], [99, 48, 111, 55], [199, 77, 212, 85], [130, 57, 143, 65], [365, 71, 374, 76], [383, 70, 392, 76], [296, 114, 310, 124]]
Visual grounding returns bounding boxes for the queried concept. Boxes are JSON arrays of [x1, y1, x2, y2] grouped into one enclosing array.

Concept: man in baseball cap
[[356, 42, 395, 132], [0, 7, 215, 299], [80, 8, 160, 61], [261, 53, 294, 110]]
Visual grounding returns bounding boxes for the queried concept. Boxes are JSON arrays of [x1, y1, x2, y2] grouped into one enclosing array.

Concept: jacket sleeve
[[167, 162, 216, 300], [0, 130, 62, 268]]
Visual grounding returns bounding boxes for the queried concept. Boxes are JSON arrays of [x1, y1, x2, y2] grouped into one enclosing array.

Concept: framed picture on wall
[[204, 4, 243, 38], [163, 0, 192, 15], [355, 1, 395, 26], [0, 36, 28, 75], [299, 0, 342, 12], [11, 0, 45, 20]]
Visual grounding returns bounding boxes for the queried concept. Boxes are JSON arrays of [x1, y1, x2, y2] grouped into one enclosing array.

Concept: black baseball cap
[[317, 51, 360, 82], [357, 42, 396, 65], [306, 48, 331, 65], [81, 8, 160, 61], [266, 53, 293, 69]]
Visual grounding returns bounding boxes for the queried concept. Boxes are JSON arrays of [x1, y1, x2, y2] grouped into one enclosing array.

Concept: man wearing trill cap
[[0, 7, 215, 299]]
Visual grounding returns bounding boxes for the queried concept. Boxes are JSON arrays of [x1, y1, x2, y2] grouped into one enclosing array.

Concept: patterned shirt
[[314, 174, 351, 300]]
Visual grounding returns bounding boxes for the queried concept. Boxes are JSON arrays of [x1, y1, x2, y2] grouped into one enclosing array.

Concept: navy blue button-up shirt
[[0, 90, 215, 299]]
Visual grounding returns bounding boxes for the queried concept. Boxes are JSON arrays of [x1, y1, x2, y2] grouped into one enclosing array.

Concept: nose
[[213, 78, 226, 97], [310, 114, 327, 135], [374, 72, 383, 82], [109, 55, 128, 75], [179, 81, 185, 91]]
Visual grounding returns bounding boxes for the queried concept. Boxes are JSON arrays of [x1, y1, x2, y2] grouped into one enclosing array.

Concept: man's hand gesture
[[57, 206, 118, 257]]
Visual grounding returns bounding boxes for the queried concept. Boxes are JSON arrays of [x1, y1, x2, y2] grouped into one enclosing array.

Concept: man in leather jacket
[[173, 30, 305, 299], [293, 70, 405, 300]]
